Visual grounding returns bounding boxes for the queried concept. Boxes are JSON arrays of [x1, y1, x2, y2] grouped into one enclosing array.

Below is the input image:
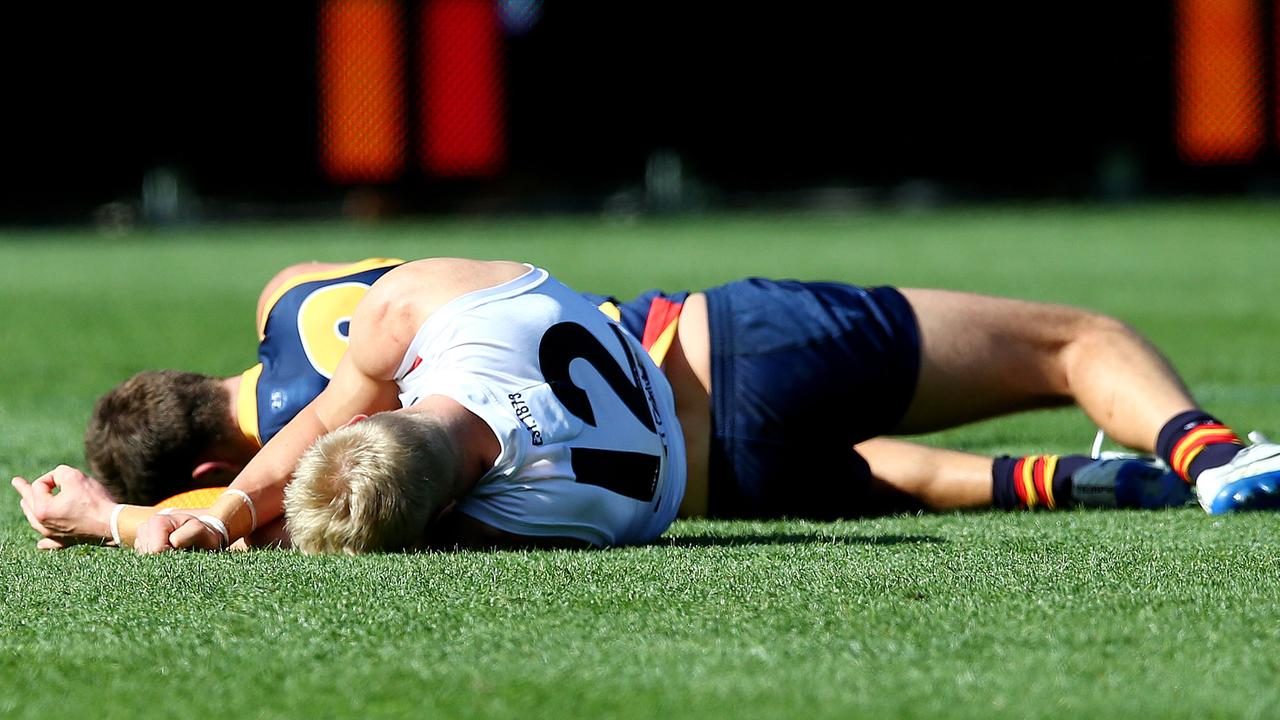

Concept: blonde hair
[[285, 412, 457, 554]]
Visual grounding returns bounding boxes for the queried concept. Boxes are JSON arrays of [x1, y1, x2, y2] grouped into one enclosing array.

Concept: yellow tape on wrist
[[115, 505, 164, 550]]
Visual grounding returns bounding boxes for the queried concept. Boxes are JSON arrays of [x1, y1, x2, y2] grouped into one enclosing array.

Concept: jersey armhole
[[237, 365, 264, 448]]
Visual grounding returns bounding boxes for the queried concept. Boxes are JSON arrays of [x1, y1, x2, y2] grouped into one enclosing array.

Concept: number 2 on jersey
[[539, 322, 664, 503]]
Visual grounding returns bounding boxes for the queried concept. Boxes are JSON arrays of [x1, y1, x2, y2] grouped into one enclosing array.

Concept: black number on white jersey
[[539, 322, 662, 503]]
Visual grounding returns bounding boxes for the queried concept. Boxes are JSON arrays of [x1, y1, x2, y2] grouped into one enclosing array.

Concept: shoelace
[[1088, 427, 1169, 470], [1229, 432, 1280, 465]]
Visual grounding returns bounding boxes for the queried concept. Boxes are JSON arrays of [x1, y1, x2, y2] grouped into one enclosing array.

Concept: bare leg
[[858, 437, 994, 512], [895, 289, 1198, 451]]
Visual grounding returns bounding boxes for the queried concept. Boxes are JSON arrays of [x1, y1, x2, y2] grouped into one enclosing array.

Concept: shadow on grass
[[658, 533, 945, 548]]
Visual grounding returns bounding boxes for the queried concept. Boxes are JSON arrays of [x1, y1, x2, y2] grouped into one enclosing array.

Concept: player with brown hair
[[83, 258, 404, 505]]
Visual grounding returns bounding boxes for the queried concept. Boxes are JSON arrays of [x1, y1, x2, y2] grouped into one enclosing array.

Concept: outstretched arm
[[10, 467, 287, 550], [11, 465, 289, 550]]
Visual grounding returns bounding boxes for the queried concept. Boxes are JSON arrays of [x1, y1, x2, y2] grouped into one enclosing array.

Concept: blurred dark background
[[1, 0, 1276, 223]]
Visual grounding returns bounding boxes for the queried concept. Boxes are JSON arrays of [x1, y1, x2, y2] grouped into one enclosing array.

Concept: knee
[[1057, 310, 1144, 374], [1068, 311, 1138, 347]]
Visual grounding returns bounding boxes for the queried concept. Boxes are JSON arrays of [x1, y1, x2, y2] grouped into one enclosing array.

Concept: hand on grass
[[11, 465, 116, 549], [134, 513, 226, 554]]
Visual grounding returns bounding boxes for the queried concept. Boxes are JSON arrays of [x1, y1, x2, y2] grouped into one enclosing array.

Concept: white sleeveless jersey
[[393, 266, 686, 547]]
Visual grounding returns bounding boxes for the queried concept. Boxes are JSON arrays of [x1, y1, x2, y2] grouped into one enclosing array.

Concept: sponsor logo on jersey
[[507, 391, 544, 446]]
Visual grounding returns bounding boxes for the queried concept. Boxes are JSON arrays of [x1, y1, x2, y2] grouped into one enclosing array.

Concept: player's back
[[394, 265, 687, 546]]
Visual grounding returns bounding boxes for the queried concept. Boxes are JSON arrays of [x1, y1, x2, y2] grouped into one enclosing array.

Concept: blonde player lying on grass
[[15, 257, 1280, 553], [26, 259, 688, 551]]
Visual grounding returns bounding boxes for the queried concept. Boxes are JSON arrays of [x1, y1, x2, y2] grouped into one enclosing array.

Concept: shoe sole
[[1207, 470, 1280, 514]]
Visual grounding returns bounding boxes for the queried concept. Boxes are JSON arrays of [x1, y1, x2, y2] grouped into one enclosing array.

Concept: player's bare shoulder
[[346, 259, 532, 378], [365, 259, 529, 322]]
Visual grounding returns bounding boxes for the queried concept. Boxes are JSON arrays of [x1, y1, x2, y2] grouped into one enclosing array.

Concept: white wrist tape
[[196, 514, 231, 548], [222, 488, 258, 532], [109, 504, 125, 547]]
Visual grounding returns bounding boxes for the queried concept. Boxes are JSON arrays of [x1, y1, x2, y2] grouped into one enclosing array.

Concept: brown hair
[[285, 412, 457, 554], [84, 370, 232, 504]]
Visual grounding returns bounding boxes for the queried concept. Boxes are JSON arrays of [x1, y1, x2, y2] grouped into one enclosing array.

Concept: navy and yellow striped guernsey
[[236, 258, 404, 446]]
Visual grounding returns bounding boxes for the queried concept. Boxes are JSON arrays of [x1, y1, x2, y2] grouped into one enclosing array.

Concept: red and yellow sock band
[[1170, 423, 1243, 481], [1013, 455, 1060, 510]]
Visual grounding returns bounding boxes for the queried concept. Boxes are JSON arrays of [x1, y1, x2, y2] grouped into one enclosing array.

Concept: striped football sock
[[991, 454, 1092, 510], [1156, 410, 1245, 483]]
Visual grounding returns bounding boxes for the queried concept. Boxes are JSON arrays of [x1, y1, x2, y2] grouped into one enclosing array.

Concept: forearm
[[113, 505, 202, 548], [209, 406, 330, 543]]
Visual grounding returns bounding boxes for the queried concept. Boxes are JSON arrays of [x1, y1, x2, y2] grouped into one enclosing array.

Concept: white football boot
[[1194, 432, 1280, 514]]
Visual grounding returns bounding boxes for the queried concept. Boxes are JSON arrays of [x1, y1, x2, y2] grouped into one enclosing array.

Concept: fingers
[[122, 513, 229, 554], [17, 497, 52, 537], [11, 476, 33, 506], [36, 538, 66, 550], [49, 464, 89, 488], [13, 472, 53, 517], [12, 478, 46, 533], [169, 518, 224, 551], [134, 515, 180, 554], [31, 473, 56, 501]]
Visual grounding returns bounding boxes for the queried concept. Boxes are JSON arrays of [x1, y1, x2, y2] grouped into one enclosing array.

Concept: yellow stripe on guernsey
[[237, 364, 264, 448], [1041, 455, 1058, 509], [256, 257, 404, 338], [597, 301, 622, 322], [1020, 456, 1038, 509], [593, 300, 678, 367]]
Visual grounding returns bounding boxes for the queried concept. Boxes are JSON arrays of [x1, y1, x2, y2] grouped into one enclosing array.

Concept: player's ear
[[344, 414, 369, 428], [191, 461, 241, 483]]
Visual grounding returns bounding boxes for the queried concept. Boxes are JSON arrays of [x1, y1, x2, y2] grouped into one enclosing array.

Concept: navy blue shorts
[[703, 279, 921, 520]]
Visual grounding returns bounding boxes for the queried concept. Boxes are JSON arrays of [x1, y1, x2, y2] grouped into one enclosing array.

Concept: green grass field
[[3, 202, 1280, 719]]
